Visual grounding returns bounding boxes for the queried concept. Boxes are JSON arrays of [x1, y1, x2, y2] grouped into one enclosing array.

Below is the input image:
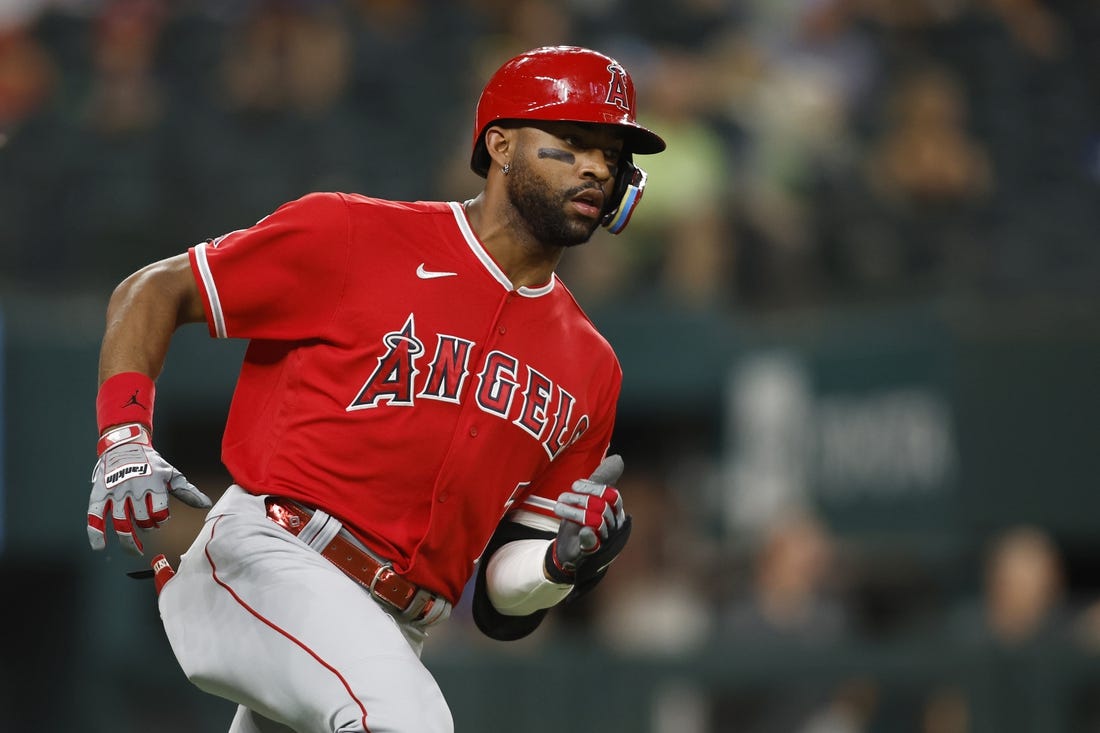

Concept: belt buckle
[[366, 561, 447, 625], [368, 563, 432, 621], [368, 561, 394, 597]]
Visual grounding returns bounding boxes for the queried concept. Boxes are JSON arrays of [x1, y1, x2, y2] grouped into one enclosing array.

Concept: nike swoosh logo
[[416, 264, 458, 279]]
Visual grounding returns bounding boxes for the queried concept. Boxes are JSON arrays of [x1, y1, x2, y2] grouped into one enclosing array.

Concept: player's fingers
[[571, 480, 620, 511], [612, 496, 626, 528], [554, 501, 588, 525], [113, 497, 144, 555], [87, 498, 109, 551], [141, 492, 170, 528], [556, 495, 612, 534], [555, 493, 602, 517], [130, 489, 154, 528], [556, 491, 589, 508], [168, 474, 213, 509], [571, 478, 609, 497], [558, 506, 610, 540], [597, 487, 624, 529], [602, 486, 623, 513], [569, 484, 624, 530], [147, 486, 170, 521], [579, 526, 600, 552], [587, 454, 624, 485], [117, 527, 144, 555], [586, 506, 611, 540]]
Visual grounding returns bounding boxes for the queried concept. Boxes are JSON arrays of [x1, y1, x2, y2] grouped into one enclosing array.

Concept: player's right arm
[[99, 253, 206, 383], [88, 254, 213, 556]]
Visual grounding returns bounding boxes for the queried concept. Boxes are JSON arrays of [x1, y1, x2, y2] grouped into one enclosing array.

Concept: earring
[[502, 164, 511, 175]]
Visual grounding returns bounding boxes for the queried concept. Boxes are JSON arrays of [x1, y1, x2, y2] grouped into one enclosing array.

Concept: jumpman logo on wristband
[[123, 390, 148, 410]]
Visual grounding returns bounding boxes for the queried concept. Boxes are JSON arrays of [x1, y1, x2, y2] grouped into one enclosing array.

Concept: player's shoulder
[[334, 193, 452, 218]]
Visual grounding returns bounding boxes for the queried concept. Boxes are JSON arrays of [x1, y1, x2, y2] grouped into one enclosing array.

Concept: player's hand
[[545, 454, 626, 582], [88, 423, 212, 555]]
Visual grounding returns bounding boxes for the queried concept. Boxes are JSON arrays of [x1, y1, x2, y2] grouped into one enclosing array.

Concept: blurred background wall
[[1, 0, 1099, 731]]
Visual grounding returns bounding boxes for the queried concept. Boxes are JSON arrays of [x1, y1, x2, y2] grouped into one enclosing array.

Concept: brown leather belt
[[264, 497, 440, 623]]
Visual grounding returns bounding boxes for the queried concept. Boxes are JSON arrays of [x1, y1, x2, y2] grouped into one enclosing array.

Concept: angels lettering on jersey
[[347, 314, 589, 461]]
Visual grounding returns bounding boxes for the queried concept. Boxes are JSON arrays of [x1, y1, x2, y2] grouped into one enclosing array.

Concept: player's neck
[[464, 195, 562, 290]]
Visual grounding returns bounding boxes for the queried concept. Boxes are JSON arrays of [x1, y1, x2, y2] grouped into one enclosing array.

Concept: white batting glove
[[88, 423, 212, 555], [545, 454, 626, 582]]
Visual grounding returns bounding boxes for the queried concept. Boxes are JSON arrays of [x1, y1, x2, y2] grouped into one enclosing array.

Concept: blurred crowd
[[3, 1, 1100, 731], [1, 0, 1098, 308]]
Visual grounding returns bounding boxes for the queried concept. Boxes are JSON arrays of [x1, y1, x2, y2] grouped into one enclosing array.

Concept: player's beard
[[506, 156, 601, 248]]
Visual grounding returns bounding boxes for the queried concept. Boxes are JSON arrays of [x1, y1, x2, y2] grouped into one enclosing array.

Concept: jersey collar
[[449, 201, 557, 298]]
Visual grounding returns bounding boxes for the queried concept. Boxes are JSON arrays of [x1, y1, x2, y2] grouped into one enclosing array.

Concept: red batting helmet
[[469, 45, 666, 177]]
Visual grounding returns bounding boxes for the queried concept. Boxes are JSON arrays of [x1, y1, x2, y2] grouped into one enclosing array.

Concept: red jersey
[[187, 192, 622, 603]]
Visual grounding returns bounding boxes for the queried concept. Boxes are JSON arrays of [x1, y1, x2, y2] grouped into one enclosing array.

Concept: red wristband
[[96, 371, 155, 434]]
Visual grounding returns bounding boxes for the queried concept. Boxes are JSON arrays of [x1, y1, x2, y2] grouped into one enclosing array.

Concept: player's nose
[[575, 147, 614, 183]]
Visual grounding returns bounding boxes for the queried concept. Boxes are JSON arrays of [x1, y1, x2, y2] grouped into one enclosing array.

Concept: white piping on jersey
[[522, 494, 557, 511], [193, 242, 227, 338], [449, 201, 556, 298]]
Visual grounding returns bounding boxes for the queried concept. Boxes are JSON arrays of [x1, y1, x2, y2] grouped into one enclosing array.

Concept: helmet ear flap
[[601, 157, 647, 235]]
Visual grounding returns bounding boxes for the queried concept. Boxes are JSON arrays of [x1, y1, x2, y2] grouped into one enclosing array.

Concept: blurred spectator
[[162, 1, 358, 246], [0, 7, 55, 142], [978, 0, 1064, 60], [53, 0, 172, 284], [951, 525, 1069, 646], [348, 0, 481, 200], [472, 0, 574, 54], [984, 527, 1066, 642], [720, 0, 877, 309], [798, 680, 879, 733], [0, 7, 59, 282], [713, 513, 866, 733], [721, 511, 850, 644], [812, 61, 994, 299], [921, 686, 970, 733], [82, 0, 166, 135], [861, 63, 993, 288], [221, 0, 351, 117], [0, 0, 1094, 301], [864, 64, 992, 208], [942, 525, 1074, 733], [435, 0, 574, 203]]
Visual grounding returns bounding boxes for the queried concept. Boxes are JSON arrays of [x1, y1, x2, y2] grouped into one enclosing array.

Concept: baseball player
[[86, 46, 665, 733]]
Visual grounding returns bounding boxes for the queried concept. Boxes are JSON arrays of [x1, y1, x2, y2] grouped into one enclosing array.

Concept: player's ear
[[484, 125, 515, 173]]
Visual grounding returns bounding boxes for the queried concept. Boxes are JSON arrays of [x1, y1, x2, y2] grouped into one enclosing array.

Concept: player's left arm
[[471, 453, 632, 641]]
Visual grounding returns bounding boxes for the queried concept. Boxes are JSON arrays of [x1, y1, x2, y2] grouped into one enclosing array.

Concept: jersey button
[[498, 325, 507, 334], [438, 492, 449, 503], [469, 426, 478, 437]]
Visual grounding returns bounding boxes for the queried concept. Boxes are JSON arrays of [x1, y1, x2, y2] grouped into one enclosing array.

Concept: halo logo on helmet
[[470, 46, 666, 235]]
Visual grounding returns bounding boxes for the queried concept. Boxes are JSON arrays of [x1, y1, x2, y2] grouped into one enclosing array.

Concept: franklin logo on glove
[[103, 450, 152, 489]]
